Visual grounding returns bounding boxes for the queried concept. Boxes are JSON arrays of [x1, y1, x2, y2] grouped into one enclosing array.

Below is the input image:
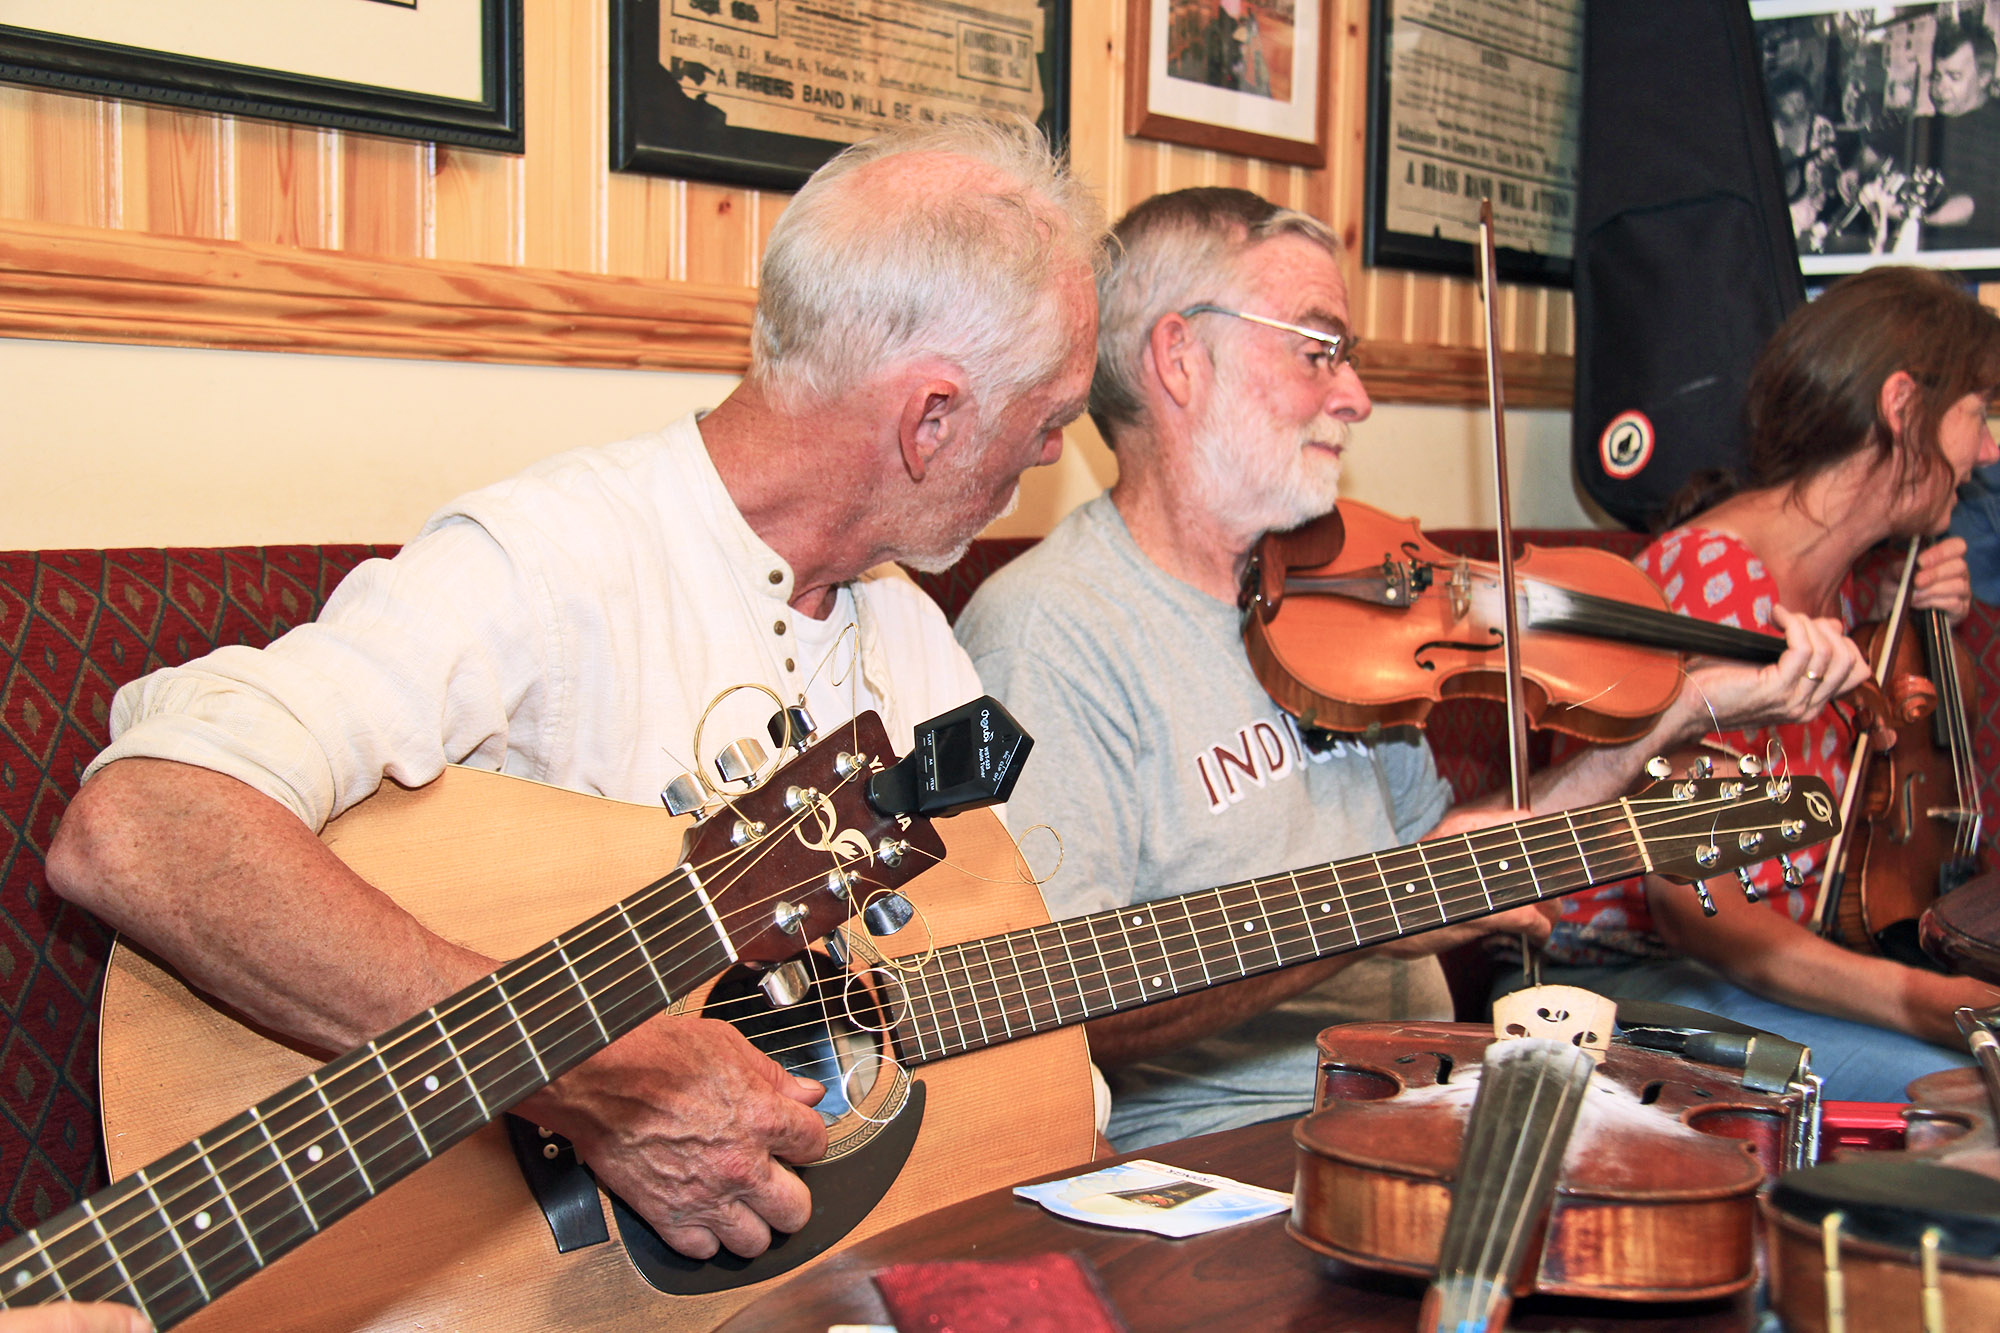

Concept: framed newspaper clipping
[[613, 0, 1068, 189], [0, 0, 521, 151], [1364, 0, 1580, 285], [1754, 0, 2000, 280]]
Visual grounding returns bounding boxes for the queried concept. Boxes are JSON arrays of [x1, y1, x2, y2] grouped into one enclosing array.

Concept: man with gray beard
[[955, 187, 1860, 1150]]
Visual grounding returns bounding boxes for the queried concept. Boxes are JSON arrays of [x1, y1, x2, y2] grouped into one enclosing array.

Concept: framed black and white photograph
[[1124, 0, 1330, 167], [1754, 0, 2000, 279], [612, 0, 1068, 190], [1363, 0, 1581, 286], [0, 0, 521, 151]]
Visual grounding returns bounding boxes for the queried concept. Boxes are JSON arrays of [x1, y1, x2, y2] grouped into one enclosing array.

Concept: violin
[[1288, 1011, 1803, 1317], [1766, 1063, 2000, 1332], [1240, 500, 1788, 744], [1814, 541, 1986, 966]]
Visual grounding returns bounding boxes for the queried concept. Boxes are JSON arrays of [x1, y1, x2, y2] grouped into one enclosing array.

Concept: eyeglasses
[[1179, 303, 1358, 374]]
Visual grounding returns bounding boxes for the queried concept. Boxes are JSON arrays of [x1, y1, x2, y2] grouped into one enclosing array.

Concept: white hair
[[1091, 188, 1340, 443], [750, 118, 1108, 417]]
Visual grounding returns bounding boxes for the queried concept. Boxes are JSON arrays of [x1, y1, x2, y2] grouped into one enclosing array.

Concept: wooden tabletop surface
[[713, 1115, 1756, 1331]]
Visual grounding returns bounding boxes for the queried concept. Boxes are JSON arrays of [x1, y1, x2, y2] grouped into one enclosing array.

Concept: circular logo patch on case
[[1599, 410, 1655, 480]]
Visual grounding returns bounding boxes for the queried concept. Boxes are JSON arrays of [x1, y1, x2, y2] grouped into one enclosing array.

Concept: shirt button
[[784, 658, 796, 672], [768, 569, 783, 585], [773, 620, 787, 636]]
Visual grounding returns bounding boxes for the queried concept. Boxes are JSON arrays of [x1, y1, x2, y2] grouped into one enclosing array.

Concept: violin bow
[[1477, 199, 1538, 981], [1809, 536, 1922, 938]]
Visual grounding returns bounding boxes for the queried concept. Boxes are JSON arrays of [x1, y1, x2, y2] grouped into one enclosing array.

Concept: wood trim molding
[[1357, 339, 1573, 410], [0, 218, 757, 373], [0, 218, 1575, 407]]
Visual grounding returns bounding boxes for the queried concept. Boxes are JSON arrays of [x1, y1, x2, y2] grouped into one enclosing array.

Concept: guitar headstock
[[682, 710, 947, 969], [1628, 769, 1839, 911]]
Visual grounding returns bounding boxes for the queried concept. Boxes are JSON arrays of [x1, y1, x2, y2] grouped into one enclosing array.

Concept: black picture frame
[[1362, 0, 1577, 287], [612, 0, 1069, 190], [1754, 0, 2000, 283], [0, 2, 522, 153]]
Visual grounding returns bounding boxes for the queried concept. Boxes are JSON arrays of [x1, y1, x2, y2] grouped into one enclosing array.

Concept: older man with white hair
[[956, 186, 1860, 1150], [49, 119, 1105, 1262]]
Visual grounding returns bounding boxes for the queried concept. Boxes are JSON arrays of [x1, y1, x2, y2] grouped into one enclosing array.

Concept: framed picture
[[1752, 0, 2000, 280], [0, 0, 520, 152], [1123, 0, 1329, 167], [1364, 0, 1580, 286], [613, 0, 1069, 190]]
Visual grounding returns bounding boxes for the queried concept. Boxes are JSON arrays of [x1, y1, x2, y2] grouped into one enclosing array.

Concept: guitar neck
[[0, 865, 735, 1327], [893, 802, 1650, 1064]]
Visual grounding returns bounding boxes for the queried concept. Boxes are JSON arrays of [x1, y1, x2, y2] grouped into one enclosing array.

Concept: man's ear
[[1880, 370, 1919, 444], [1146, 311, 1203, 410], [896, 377, 965, 482]]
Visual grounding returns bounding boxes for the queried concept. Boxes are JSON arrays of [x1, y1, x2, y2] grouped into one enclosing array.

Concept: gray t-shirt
[[957, 495, 1454, 1148]]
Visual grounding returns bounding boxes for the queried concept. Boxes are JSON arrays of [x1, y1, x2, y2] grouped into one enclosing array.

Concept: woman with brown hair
[[1530, 266, 2000, 1100]]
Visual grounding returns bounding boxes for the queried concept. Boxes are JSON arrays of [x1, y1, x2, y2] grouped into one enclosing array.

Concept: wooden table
[[713, 1117, 1755, 1331]]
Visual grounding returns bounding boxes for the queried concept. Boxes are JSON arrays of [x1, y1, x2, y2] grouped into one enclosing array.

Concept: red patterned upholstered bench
[[0, 546, 394, 1240], [7, 531, 1999, 1245]]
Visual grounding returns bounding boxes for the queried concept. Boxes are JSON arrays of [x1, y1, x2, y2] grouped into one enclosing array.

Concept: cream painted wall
[[2, 336, 1602, 549]]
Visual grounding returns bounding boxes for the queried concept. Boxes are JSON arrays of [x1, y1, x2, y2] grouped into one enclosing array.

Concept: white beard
[[1188, 357, 1347, 537]]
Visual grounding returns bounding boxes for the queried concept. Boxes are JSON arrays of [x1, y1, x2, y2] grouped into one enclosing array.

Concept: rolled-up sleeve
[[88, 519, 548, 830]]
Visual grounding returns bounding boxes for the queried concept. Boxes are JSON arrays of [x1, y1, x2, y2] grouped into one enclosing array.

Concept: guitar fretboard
[[0, 863, 736, 1327], [892, 804, 1643, 1063]]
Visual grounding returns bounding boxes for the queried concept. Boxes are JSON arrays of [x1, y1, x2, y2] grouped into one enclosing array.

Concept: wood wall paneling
[[234, 122, 331, 251], [0, 0, 1576, 401]]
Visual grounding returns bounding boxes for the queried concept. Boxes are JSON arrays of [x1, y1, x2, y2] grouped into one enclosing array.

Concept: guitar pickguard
[[611, 1082, 927, 1295], [550, 947, 930, 1295]]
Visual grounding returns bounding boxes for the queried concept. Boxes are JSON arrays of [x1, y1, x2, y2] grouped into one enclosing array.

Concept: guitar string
[[19, 790, 1784, 1307], [683, 788, 1809, 1053], [685, 798, 1757, 1058], [0, 765, 881, 1303], [24, 782, 1790, 1298], [12, 787, 1796, 1305]]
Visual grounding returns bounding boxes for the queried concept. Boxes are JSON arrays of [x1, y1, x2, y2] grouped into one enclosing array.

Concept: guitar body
[[97, 767, 1094, 1332]]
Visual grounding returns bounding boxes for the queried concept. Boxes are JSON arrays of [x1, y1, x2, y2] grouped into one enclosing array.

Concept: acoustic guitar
[[25, 722, 1832, 1331]]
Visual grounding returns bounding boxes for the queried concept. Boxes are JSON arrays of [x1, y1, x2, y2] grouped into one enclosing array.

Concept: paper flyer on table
[[1012, 1159, 1291, 1238]]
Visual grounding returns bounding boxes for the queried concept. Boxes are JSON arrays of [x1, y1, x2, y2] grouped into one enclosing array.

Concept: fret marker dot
[[1320, 904, 1332, 913], [307, 1145, 324, 1163], [1404, 883, 1417, 894], [1498, 860, 1511, 870], [1241, 921, 1255, 932], [424, 1075, 440, 1093], [1151, 977, 1163, 988], [194, 1211, 211, 1231], [12, 1271, 27, 1288], [1130, 915, 1143, 926]]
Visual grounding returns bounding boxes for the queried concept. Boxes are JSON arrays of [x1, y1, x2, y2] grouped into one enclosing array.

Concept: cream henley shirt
[[89, 413, 984, 829]]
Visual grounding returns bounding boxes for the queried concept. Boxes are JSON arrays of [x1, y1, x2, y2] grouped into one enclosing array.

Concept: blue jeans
[[1497, 958, 1973, 1103]]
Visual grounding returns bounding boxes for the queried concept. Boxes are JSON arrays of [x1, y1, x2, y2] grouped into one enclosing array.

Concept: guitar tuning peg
[[824, 930, 851, 969], [1779, 854, 1805, 888], [1737, 754, 1762, 778], [660, 772, 707, 817], [1694, 881, 1719, 917], [758, 958, 814, 1008], [1687, 755, 1715, 779], [1645, 756, 1672, 779], [864, 892, 915, 937], [768, 706, 815, 755], [1736, 866, 1760, 903], [714, 737, 769, 786]]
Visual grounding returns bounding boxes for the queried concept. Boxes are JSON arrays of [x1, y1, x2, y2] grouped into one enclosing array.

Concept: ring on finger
[[1805, 670, 1823, 682]]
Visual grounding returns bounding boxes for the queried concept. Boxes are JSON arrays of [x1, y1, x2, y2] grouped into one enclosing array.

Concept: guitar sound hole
[[704, 950, 892, 1123]]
